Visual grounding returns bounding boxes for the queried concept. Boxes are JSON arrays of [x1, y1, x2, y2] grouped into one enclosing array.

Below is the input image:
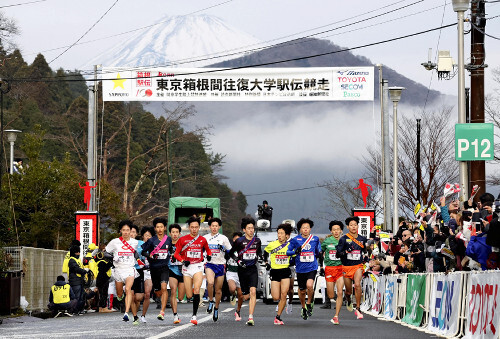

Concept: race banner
[[402, 274, 426, 326], [428, 273, 462, 336], [102, 67, 374, 102], [384, 275, 398, 320], [370, 275, 385, 316], [464, 272, 500, 339], [75, 211, 99, 259], [361, 277, 374, 312]]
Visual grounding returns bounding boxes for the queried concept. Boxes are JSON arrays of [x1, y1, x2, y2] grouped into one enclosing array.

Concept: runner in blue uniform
[[286, 218, 321, 320]]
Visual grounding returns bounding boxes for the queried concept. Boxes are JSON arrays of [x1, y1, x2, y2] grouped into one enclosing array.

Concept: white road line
[[147, 305, 246, 339]]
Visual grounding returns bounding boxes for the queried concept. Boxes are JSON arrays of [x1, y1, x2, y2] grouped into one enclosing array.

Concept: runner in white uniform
[[204, 218, 232, 322], [105, 220, 140, 323]]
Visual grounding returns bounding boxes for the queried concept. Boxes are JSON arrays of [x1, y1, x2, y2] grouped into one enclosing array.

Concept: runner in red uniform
[[173, 216, 212, 325]]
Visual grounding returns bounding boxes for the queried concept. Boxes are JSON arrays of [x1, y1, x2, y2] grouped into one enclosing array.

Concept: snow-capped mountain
[[86, 14, 261, 68]]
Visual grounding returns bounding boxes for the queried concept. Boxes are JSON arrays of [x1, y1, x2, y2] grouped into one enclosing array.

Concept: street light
[[4, 129, 21, 174], [452, 0, 470, 200], [389, 86, 405, 235]]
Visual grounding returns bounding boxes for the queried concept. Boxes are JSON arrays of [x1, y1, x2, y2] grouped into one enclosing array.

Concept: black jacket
[[68, 257, 87, 286]]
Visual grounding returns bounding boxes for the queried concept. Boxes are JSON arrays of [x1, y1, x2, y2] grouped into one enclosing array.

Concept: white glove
[[84, 268, 90, 272]]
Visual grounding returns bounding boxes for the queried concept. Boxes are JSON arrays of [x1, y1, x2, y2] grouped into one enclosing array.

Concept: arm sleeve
[[315, 237, 321, 255], [256, 240, 262, 257], [223, 237, 232, 252], [336, 237, 346, 257], [228, 239, 241, 259], [441, 206, 450, 224], [204, 239, 212, 256], [49, 290, 53, 303], [321, 241, 327, 252], [264, 243, 272, 253], [141, 239, 152, 257], [68, 258, 87, 275], [286, 239, 297, 256]]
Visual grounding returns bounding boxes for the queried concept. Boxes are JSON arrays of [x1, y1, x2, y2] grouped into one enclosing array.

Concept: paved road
[[0, 301, 434, 339]]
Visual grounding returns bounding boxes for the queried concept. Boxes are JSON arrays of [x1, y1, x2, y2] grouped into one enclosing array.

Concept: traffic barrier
[[361, 270, 500, 338]]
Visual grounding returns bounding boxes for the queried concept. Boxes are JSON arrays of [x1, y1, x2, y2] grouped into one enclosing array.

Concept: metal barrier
[[362, 270, 500, 339], [2, 246, 67, 311]]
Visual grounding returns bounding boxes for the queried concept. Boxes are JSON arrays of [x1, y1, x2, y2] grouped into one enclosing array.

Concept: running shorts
[[325, 266, 343, 283], [144, 269, 151, 281], [151, 266, 169, 292], [112, 267, 138, 283], [238, 265, 258, 295], [205, 263, 225, 278], [270, 267, 292, 282], [342, 264, 364, 280], [132, 269, 145, 293], [168, 269, 184, 283], [182, 263, 204, 278], [226, 271, 240, 288], [296, 270, 317, 291]]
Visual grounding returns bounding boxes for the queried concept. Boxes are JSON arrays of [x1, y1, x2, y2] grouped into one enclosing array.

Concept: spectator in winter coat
[[68, 245, 88, 312]]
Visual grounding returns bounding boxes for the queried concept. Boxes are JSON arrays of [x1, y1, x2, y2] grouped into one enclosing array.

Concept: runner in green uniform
[[321, 220, 344, 325], [264, 223, 293, 325]]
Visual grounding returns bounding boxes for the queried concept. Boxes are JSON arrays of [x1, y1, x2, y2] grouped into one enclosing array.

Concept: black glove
[[345, 243, 353, 253], [237, 260, 247, 268], [206, 255, 212, 262], [363, 256, 370, 263], [183, 260, 190, 267], [152, 253, 159, 260], [319, 268, 325, 277], [224, 251, 231, 260], [265, 263, 271, 271], [218, 244, 225, 251], [295, 246, 302, 255]]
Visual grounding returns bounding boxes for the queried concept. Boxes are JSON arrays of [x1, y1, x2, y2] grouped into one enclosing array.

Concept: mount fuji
[[86, 14, 262, 68]]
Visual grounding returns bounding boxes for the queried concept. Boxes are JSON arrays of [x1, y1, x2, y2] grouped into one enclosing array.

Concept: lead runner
[[173, 216, 212, 325], [336, 216, 367, 320]]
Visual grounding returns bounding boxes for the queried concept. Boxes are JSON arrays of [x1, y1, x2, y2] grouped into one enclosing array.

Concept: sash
[[238, 236, 255, 257], [119, 237, 145, 266], [346, 233, 364, 249], [300, 234, 314, 249], [270, 240, 290, 254], [181, 235, 199, 253], [150, 235, 169, 257]]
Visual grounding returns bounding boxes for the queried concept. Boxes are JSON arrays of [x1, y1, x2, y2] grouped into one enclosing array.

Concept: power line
[[48, 0, 120, 64], [245, 184, 329, 197], [471, 21, 500, 40], [0, 0, 46, 9], [11, 22, 458, 83]]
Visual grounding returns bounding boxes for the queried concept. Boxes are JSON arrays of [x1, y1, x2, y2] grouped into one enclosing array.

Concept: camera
[[257, 204, 264, 218]]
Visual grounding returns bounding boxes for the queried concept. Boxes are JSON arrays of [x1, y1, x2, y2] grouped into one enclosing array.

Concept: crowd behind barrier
[[361, 270, 500, 338]]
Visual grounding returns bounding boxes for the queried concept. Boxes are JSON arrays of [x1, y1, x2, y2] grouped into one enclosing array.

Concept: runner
[[168, 223, 185, 324], [140, 226, 154, 322], [173, 216, 212, 325], [321, 220, 345, 325], [286, 233, 295, 315], [227, 217, 262, 326], [105, 220, 140, 323], [264, 223, 293, 325], [286, 218, 321, 320], [226, 231, 244, 321], [337, 216, 367, 320], [129, 225, 145, 325], [141, 218, 172, 322], [204, 218, 232, 322]]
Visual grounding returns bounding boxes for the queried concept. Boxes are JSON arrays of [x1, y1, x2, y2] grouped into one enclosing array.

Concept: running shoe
[[301, 307, 308, 320], [230, 294, 237, 306], [274, 317, 284, 325], [140, 315, 147, 323], [179, 299, 187, 304], [346, 296, 353, 312], [286, 303, 292, 314], [133, 316, 139, 325], [190, 315, 198, 325], [331, 316, 340, 325], [306, 303, 313, 317], [234, 310, 241, 321], [213, 308, 219, 322], [122, 313, 129, 322], [355, 309, 363, 320], [173, 314, 180, 324], [246, 318, 255, 326], [157, 311, 165, 321], [207, 301, 214, 314]]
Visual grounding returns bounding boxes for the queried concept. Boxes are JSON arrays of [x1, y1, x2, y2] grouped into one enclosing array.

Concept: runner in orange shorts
[[320, 220, 345, 325]]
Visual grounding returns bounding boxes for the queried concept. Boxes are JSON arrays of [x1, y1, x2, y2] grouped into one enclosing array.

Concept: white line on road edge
[[147, 305, 246, 339]]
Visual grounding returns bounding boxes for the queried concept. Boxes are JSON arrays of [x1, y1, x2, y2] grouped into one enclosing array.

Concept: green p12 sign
[[455, 123, 494, 161]]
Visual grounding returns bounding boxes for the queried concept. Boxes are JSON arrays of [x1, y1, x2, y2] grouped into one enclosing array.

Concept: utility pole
[[87, 66, 98, 212], [469, 0, 486, 199], [382, 79, 391, 231], [416, 119, 421, 203]]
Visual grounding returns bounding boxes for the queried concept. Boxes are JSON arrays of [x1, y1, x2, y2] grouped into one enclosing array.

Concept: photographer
[[257, 200, 273, 223], [410, 229, 425, 272]]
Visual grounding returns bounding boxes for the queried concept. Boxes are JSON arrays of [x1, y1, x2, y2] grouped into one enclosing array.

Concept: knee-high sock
[[193, 294, 200, 316]]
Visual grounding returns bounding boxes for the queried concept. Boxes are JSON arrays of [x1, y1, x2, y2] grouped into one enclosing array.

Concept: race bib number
[[328, 250, 339, 261], [157, 250, 169, 260], [347, 250, 361, 261], [243, 249, 256, 260], [300, 252, 314, 262], [275, 255, 288, 266], [187, 250, 201, 259], [117, 252, 133, 264]]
